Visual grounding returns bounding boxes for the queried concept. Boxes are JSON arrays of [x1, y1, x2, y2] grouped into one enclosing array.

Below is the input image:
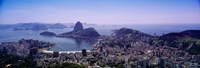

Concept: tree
[[47, 62, 86, 68]]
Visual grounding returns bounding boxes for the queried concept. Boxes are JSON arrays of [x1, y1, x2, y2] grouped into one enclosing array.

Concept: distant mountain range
[[0, 23, 68, 31]]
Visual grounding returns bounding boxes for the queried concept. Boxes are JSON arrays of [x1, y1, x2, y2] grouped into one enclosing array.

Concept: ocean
[[0, 24, 199, 51]]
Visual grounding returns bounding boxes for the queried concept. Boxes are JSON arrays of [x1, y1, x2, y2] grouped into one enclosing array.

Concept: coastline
[[39, 49, 92, 54], [38, 44, 92, 54]]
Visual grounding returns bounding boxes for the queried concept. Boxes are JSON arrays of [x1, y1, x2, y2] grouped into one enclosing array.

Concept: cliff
[[73, 21, 84, 31]]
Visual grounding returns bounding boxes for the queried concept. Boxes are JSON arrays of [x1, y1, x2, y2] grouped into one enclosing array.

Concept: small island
[[40, 31, 56, 36]]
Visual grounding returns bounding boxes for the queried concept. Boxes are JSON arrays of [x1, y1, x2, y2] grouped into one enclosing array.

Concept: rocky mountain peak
[[73, 21, 83, 31]]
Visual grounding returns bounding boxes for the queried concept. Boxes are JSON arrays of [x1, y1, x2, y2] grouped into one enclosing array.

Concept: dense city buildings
[[1, 24, 200, 68]]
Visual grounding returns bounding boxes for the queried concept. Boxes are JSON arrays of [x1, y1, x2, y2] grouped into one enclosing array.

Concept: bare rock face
[[73, 21, 83, 31]]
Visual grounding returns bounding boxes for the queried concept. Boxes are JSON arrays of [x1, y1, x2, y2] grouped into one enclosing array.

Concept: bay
[[0, 24, 199, 51]]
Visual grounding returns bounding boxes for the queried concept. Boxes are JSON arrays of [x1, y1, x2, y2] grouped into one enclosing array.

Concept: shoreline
[[39, 48, 92, 54], [38, 38, 97, 54]]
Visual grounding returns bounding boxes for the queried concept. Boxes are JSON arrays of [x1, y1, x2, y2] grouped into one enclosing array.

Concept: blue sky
[[0, 0, 200, 25]]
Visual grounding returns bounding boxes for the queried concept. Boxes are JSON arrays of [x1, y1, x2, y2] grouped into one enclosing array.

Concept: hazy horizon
[[0, 0, 200, 25]]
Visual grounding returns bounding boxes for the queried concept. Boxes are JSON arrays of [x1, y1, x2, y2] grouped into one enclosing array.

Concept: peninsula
[[57, 21, 100, 38]]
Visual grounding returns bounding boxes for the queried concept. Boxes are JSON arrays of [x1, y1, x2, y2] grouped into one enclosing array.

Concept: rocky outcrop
[[73, 21, 84, 31], [40, 31, 56, 36], [58, 21, 100, 38]]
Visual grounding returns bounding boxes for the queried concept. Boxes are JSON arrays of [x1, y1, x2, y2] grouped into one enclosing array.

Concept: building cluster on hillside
[[91, 36, 200, 68], [1, 32, 200, 68], [33, 36, 200, 68], [0, 39, 55, 57]]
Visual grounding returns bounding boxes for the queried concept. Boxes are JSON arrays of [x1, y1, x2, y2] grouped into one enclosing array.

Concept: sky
[[0, 0, 200, 25]]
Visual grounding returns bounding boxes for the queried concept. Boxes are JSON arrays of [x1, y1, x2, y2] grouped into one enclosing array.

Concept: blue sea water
[[0, 28, 93, 51], [0, 24, 199, 51]]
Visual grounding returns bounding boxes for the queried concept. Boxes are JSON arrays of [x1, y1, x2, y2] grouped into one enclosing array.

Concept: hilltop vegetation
[[47, 63, 86, 68], [152, 30, 200, 55], [0, 52, 87, 68], [0, 52, 37, 68]]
